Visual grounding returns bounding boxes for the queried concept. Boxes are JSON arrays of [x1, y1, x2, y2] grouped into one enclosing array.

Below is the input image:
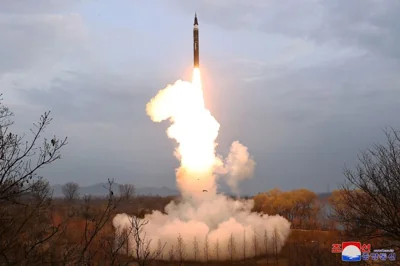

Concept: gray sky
[[1, 0, 400, 194]]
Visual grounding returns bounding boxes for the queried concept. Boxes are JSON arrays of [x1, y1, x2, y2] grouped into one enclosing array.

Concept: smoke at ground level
[[113, 194, 291, 261]]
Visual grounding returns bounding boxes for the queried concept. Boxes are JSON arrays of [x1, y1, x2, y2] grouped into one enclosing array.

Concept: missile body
[[193, 13, 199, 68]]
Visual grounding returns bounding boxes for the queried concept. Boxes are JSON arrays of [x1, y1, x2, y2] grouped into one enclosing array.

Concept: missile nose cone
[[194, 13, 198, 25]]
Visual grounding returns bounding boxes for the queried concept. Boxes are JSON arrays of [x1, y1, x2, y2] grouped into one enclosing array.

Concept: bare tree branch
[[332, 128, 400, 246]]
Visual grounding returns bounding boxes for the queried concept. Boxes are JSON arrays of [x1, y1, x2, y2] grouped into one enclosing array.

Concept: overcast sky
[[1, 0, 400, 194]]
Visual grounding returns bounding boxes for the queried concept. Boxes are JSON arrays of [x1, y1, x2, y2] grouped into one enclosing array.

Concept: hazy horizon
[[50, 182, 334, 196], [2, 0, 400, 195]]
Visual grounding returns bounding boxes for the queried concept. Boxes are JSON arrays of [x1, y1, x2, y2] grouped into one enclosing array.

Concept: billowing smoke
[[113, 68, 291, 261], [218, 141, 256, 194]]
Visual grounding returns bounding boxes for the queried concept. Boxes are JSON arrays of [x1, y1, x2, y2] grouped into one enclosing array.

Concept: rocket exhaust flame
[[192, 67, 201, 87], [112, 14, 291, 261], [146, 67, 220, 198]]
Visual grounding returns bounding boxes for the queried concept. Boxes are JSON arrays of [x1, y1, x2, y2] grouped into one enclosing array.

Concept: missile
[[193, 13, 199, 68]]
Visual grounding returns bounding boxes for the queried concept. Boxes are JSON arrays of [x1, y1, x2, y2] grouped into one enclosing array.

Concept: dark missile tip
[[194, 13, 198, 25]]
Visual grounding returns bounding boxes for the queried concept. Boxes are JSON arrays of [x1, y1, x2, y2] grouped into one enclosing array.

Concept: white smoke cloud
[[113, 71, 291, 261], [217, 141, 256, 194], [113, 194, 291, 261]]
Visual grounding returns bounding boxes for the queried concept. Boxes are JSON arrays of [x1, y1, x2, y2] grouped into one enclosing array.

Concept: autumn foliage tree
[[253, 188, 320, 229]]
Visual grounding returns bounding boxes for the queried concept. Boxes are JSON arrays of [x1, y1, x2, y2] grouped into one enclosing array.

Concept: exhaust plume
[[219, 141, 256, 194], [113, 68, 291, 261]]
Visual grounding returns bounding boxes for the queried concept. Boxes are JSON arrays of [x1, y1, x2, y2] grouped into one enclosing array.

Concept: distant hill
[[51, 183, 179, 198]]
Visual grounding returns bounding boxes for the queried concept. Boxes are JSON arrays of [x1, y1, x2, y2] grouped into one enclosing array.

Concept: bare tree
[[0, 102, 67, 203], [129, 215, 166, 266], [192, 236, 199, 261], [213, 238, 220, 261], [73, 179, 122, 265], [332, 128, 400, 244], [168, 245, 174, 262], [97, 183, 163, 266], [119, 183, 135, 201], [0, 98, 68, 265], [272, 228, 280, 263], [30, 177, 52, 202], [114, 226, 132, 257], [263, 230, 269, 264], [156, 239, 164, 260], [227, 233, 236, 261], [102, 226, 137, 266], [62, 181, 79, 201], [203, 235, 209, 262], [242, 230, 246, 259], [252, 233, 259, 257], [176, 234, 186, 265]]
